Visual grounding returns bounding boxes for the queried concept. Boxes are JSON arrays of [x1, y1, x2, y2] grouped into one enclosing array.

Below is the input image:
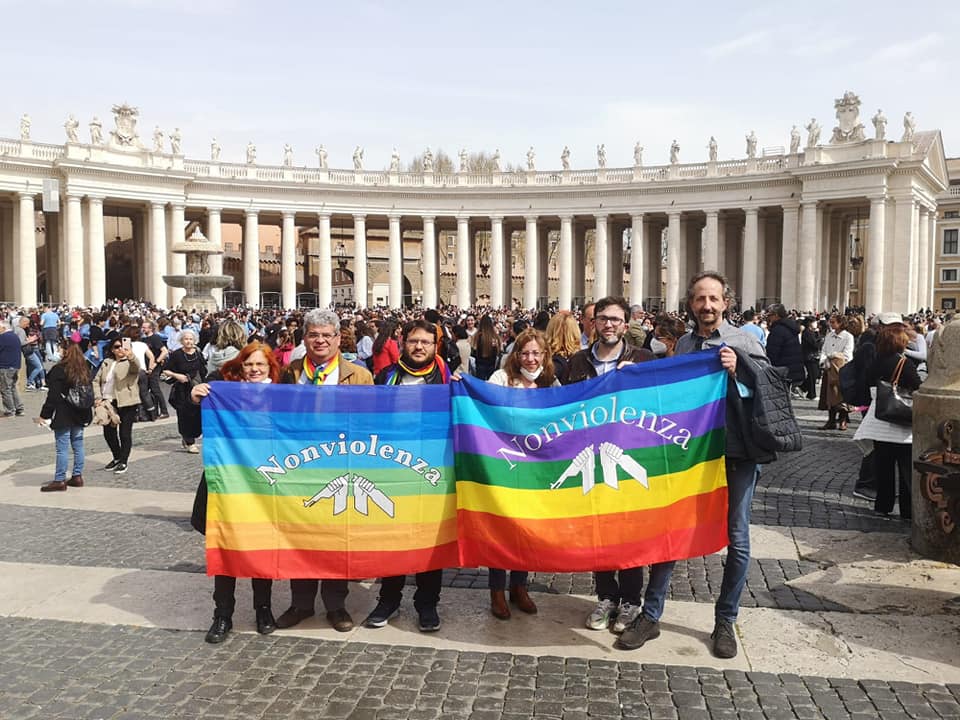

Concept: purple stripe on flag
[[454, 398, 725, 463]]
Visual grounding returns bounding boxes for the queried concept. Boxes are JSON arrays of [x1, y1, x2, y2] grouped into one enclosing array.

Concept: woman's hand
[[191, 383, 211, 403]]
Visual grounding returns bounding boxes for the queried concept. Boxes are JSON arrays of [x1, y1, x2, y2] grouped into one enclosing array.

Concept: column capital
[[456, 214, 470, 224], [316, 210, 331, 219], [780, 200, 800, 212], [594, 213, 608, 222], [169, 202, 186, 212], [667, 209, 682, 219], [207, 207, 222, 216], [388, 212, 402, 222], [352, 213, 367, 221], [488, 214, 503, 223], [422, 215, 436, 223], [65, 193, 83, 202], [631, 212, 646, 221], [16, 190, 35, 201], [558, 214, 574, 222], [149, 200, 165, 210], [85, 194, 105, 204], [744, 206, 760, 216], [524, 215, 538, 223], [245, 208, 259, 217], [281, 210, 296, 220]]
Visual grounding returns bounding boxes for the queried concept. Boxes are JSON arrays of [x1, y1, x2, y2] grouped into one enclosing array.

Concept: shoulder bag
[[874, 355, 913, 426]]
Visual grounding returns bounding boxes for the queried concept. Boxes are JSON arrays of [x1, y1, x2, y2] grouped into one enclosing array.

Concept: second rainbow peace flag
[[451, 350, 729, 572]]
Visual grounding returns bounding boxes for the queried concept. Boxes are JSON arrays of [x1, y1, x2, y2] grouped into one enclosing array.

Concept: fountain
[[162, 226, 233, 311]]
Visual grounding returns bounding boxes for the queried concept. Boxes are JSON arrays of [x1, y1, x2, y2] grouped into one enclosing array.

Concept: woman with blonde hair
[[205, 319, 247, 374], [544, 311, 580, 384]]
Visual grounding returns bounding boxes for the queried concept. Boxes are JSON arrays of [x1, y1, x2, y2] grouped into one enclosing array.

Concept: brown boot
[[490, 590, 510, 620], [66, 474, 84, 487], [40, 480, 67, 492], [509, 585, 538, 615]]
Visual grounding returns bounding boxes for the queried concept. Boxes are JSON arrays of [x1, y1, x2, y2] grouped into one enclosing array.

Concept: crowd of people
[[0, 284, 939, 653]]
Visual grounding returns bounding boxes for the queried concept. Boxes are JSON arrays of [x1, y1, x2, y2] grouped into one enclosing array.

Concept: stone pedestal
[[912, 322, 960, 565]]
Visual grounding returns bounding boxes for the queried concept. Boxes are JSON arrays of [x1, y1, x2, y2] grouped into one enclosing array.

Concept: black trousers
[[289, 578, 349, 612], [103, 404, 137, 463], [595, 567, 644, 605], [213, 576, 273, 619], [854, 450, 876, 493], [873, 441, 912, 518], [802, 359, 819, 398], [148, 366, 168, 415], [377, 570, 442, 611]]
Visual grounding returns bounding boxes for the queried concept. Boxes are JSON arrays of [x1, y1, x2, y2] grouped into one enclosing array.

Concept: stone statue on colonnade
[[353, 145, 364, 170], [708, 136, 718, 162], [283, 144, 293, 167], [246, 141, 256, 164], [902, 112, 917, 142], [89, 117, 103, 145], [492, 148, 501, 171], [19, 113, 31, 141], [171, 128, 182, 155], [805, 118, 821, 147], [597, 144, 606, 168], [872, 109, 887, 140], [422, 147, 434, 173], [316, 145, 327, 168], [830, 90, 866, 143], [669, 140, 679, 164], [64, 115, 79, 143], [789, 125, 801, 154], [526, 146, 535, 171], [459, 148, 468, 172], [745, 131, 757, 158], [109, 104, 141, 148], [633, 142, 643, 167], [561, 146, 570, 170], [153, 126, 164, 153], [211, 138, 221, 161], [390, 148, 400, 172]]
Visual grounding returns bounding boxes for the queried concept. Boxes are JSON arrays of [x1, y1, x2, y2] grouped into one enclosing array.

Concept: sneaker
[[186, 444, 200, 454], [711, 619, 738, 659], [612, 602, 641, 634], [585, 599, 617, 631], [852, 488, 876, 501], [615, 615, 661, 650], [417, 605, 441, 633], [24, 385, 36, 392], [104, 459, 119, 471], [363, 600, 400, 629], [113, 462, 128, 475], [15, 410, 24, 416]]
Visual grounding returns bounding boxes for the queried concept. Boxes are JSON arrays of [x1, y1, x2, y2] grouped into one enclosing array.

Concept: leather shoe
[[274, 606, 314, 629], [41, 481, 67, 492], [490, 589, 510, 620], [256, 605, 276, 635], [66, 474, 84, 487], [509, 585, 538, 615], [819, 422, 836, 430], [205, 615, 232, 644], [326, 608, 354, 632]]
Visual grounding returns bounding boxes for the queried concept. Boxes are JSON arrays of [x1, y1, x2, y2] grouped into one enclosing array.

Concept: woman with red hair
[[190, 341, 281, 643]]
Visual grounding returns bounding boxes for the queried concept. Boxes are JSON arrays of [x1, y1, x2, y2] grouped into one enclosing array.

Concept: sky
[[3, 0, 959, 169]]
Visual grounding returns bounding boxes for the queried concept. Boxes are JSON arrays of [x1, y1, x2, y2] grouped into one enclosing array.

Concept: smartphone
[[121, 338, 132, 352]]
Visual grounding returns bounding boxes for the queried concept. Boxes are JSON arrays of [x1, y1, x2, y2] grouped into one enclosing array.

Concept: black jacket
[[565, 342, 654, 384], [729, 347, 801, 460], [765, 318, 805, 383], [39, 365, 93, 429]]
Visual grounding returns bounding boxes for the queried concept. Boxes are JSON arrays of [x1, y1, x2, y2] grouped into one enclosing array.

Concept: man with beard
[[617, 272, 770, 659], [274, 309, 374, 633], [565, 297, 659, 639], [363, 319, 451, 633], [764, 304, 805, 398]]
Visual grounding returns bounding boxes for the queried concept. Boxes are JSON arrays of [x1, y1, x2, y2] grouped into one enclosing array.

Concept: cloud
[[869, 33, 942, 62], [703, 30, 771, 60]]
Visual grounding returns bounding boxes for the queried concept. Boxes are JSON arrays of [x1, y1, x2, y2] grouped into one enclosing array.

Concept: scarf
[[384, 355, 450, 385], [303, 353, 340, 385]]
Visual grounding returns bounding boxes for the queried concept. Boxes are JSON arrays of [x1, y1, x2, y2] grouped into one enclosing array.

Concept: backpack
[[64, 383, 95, 410]]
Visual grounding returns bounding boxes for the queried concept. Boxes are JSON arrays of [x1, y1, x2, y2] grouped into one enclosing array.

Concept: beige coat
[[93, 356, 142, 408]]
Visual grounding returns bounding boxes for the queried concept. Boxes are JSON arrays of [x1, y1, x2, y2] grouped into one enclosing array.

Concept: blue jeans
[[488, 569, 528, 591], [715, 459, 759, 624], [54, 426, 85, 481], [26, 352, 45, 388]]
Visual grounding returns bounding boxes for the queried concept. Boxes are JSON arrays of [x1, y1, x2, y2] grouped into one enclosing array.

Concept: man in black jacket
[[800, 317, 821, 400], [764, 304, 805, 397]]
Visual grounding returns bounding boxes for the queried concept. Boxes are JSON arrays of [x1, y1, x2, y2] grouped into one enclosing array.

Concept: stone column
[[916, 207, 929, 312], [388, 213, 404, 309], [797, 202, 817, 312], [488, 216, 504, 308], [206, 209, 224, 308], [524, 216, 538, 309], [573, 220, 586, 303], [421, 216, 438, 308], [455, 215, 471, 308], [864, 197, 886, 314], [149, 201, 167, 307], [780, 206, 799, 309], [353, 214, 367, 308], [891, 196, 918, 312], [16, 192, 37, 307], [756, 215, 768, 302], [742, 207, 759, 310], [629, 214, 645, 307], [168, 203, 186, 307], [243, 209, 260, 308], [63, 194, 85, 307], [317, 212, 332, 308], [666, 211, 681, 312], [928, 210, 938, 309], [716, 217, 727, 276], [593, 215, 609, 300], [558, 215, 573, 310], [281, 211, 297, 310], [703, 210, 719, 272], [85, 196, 106, 308]]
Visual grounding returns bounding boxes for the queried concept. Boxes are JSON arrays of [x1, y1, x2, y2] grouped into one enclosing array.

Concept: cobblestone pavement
[[1, 395, 955, 719]]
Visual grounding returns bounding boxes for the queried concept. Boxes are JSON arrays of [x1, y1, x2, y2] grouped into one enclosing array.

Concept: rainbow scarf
[[383, 355, 450, 385], [303, 353, 340, 385]]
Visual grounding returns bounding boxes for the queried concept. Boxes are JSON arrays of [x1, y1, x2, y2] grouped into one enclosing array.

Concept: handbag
[[875, 355, 913, 426]]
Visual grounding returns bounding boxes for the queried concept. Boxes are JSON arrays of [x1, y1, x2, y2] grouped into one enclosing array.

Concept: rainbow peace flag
[[201, 382, 458, 579], [451, 350, 729, 572]]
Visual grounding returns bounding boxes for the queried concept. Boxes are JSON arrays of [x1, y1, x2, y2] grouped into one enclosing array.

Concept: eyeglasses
[[405, 339, 435, 347], [306, 332, 338, 341], [242, 362, 269, 369], [520, 350, 543, 358], [112, 345, 122, 350], [595, 315, 624, 326]]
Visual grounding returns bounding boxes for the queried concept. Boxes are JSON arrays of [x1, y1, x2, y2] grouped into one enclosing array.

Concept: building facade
[[0, 96, 949, 313]]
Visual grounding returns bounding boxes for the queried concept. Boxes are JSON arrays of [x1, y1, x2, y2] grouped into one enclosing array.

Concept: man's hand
[[719, 346, 737, 376]]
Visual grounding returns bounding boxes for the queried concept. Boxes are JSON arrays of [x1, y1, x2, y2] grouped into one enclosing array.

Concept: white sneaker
[[186, 444, 200, 454], [585, 599, 617, 630], [613, 602, 641, 634]]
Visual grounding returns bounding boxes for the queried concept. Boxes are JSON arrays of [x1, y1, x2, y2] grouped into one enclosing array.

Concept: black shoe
[[852, 488, 876, 501], [256, 605, 276, 635], [104, 459, 119, 471], [326, 608, 354, 632], [275, 606, 314, 629], [363, 600, 400, 628], [15, 411, 24, 417], [615, 615, 660, 650], [711, 619, 738, 658], [113, 462, 128, 475], [205, 616, 232, 644], [417, 605, 441, 633]]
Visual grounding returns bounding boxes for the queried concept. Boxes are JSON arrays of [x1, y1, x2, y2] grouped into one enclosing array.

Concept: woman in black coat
[[38, 342, 93, 492], [162, 329, 207, 454]]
